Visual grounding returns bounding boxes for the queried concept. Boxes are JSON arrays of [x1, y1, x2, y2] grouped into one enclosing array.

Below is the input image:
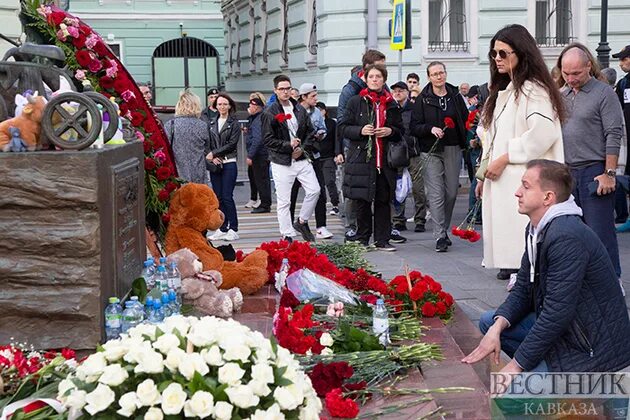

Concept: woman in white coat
[[476, 24, 566, 280]]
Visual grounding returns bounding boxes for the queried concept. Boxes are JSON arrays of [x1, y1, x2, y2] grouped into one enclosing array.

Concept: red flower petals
[[325, 388, 360, 418], [443, 117, 455, 129]]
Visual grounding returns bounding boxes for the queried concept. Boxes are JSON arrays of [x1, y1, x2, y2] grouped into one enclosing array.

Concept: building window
[[106, 42, 122, 62], [428, 0, 469, 53], [535, 0, 575, 47]]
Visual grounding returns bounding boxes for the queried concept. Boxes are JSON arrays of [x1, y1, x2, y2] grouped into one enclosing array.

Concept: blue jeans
[[210, 162, 238, 232], [479, 310, 548, 372], [571, 163, 621, 277]]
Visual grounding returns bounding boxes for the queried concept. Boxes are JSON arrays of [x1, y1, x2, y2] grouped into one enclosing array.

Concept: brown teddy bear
[[165, 183, 269, 295], [0, 95, 47, 151], [166, 248, 242, 318]]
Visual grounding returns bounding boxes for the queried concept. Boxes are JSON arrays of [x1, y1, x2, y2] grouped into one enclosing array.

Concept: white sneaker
[[406, 217, 414, 223], [244, 200, 258, 208], [208, 230, 227, 241], [223, 229, 240, 241], [316, 226, 334, 239]]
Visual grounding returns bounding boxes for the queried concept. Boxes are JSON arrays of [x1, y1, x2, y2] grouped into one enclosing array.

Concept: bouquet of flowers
[[56, 316, 321, 419], [451, 201, 482, 243], [389, 271, 455, 320]]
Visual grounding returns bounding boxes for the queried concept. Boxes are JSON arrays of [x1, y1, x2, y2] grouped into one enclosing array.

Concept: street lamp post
[[596, 0, 610, 68]]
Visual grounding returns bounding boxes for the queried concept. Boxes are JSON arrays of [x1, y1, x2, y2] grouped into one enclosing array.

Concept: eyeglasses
[[429, 71, 446, 78], [490, 49, 516, 60], [276, 87, 292, 92]]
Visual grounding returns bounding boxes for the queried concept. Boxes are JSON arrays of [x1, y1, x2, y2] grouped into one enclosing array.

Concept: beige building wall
[[0, 0, 21, 57]]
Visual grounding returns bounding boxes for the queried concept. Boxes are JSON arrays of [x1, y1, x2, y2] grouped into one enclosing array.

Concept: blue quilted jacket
[[494, 215, 630, 372]]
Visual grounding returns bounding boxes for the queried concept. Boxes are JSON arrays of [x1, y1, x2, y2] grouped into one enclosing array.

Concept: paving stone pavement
[[228, 181, 630, 325]]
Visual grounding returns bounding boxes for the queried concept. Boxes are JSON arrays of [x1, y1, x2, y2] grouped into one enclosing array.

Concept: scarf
[[359, 88, 393, 170]]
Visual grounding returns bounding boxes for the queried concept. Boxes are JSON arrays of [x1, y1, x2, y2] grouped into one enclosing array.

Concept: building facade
[[221, 0, 630, 105], [68, 0, 226, 107], [0, 0, 20, 56]]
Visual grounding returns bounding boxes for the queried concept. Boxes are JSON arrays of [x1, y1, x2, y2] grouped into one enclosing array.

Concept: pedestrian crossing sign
[[390, 0, 406, 50]]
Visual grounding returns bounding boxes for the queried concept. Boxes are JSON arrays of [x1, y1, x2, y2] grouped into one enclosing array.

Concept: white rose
[[248, 379, 272, 397], [183, 390, 214, 418], [254, 347, 272, 364], [136, 379, 162, 406], [201, 346, 224, 366], [134, 350, 164, 374], [273, 385, 301, 411], [76, 352, 107, 382], [102, 340, 128, 362], [57, 378, 77, 401], [64, 389, 87, 411], [144, 406, 164, 420], [320, 347, 334, 356], [164, 347, 187, 372], [153, 333, 181, 355], [84, 383, 116, 415], [251, 363, 274, 384], [161, 383, 187, 415], [299, 396, 322, 420], [275, 347, 294, 368], [218, 362, 245, 385], [213, 401, 233, 420], [123, 339, 153, 365], [225, 385, 259, 409], [117, 392, 140, 417], [251, 403, 285, 420], [222, 344, 251, 363], [319, 333, 334, 347], [178, 352, 209, 381], [98, 363, 129, 387], [161, 315, 190, 335], [128, 323, 157, 340]]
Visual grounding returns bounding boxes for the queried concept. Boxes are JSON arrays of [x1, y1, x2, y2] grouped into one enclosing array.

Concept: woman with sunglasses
[[476, 24, 565, 281]]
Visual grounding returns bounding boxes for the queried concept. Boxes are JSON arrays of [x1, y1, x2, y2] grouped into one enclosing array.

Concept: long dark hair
[[213, 93, 237, 115], [482, 24, 566, 128]]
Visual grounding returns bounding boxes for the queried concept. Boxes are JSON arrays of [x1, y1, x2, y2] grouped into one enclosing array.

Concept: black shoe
[[497, 269, 518, 280], [393, 223, 407, 231], [445, 235, 452, 247], [283, 236, 293, 244], [293, 220, 315, 242], [616, 217, 627, 224], [414, 224, 426, 232], [374, 241, 396, 252], [390, 230, 407, 244], [435, 238, 448, 252], [251, 206, 271, 214]]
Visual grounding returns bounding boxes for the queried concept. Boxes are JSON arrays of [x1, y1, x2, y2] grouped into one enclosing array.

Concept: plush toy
[[166, 248, 242, 318], [7, 127, 27, 152], [165, 184, 269, 295], [0, 94, 47, 151]]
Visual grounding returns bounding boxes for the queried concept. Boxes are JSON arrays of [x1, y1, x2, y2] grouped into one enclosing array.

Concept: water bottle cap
[[159, 257, 167, 263], [161, 294, 169, 303], [153, 301, 161, 308], [144, 261, 151, 268], [376, 299, 384, 305], [125, 301, 134, 307], [170, 261, 177, 268], [282, 258, 288, 262], [108, 297, 119, 304], [157, 265, 166, 272], [147, 256, 154, 262], [146, 296, 154, 303], [130, 296, 138, 301]]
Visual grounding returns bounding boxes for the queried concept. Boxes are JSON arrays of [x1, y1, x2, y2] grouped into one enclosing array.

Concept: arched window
[[152, 37, 220, 107]]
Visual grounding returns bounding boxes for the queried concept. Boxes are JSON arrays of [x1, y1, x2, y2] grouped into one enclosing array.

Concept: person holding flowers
[[410, 61, 469, 252], [475, 24, 565, 281], [339, 63, 404, 251]]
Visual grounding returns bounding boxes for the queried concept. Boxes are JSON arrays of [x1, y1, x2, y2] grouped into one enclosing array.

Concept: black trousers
[[251, 158, 272, 210], [247, 165, 258, 201], [290, 159, 327, 228], [356, 170, 392, 245], [321, 157, 340, 207]]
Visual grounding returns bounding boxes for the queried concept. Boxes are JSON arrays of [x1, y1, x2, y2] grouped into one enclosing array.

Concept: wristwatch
[[605, 168, 616, 178]]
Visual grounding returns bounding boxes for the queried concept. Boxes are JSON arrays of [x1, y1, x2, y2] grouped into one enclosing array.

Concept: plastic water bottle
[[147, 256, 156, 272], [141, 261, 155, 289], [168, 289, 180, 315], [121, 301, 141, 333], [161, 293, 173, 318], [129, 296, 144, 322], [149, 265, 168, 300], [274, 258, 290, 293], [372, 299, 390, 347], [149, 300, 164, 324], [144, 296, 154, 320], [104, 297, 122, 340], [167, 262, 181, 291]]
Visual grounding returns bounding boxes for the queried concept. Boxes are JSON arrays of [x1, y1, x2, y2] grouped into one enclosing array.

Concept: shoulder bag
[[387, 139, 409, 169]]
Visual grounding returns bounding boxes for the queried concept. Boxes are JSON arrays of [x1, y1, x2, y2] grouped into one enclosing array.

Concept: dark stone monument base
[[0, 143, 145, 350]]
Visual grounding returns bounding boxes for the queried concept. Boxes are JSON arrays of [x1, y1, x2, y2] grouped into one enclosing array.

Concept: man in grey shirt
[[559, 44, 624, 277]]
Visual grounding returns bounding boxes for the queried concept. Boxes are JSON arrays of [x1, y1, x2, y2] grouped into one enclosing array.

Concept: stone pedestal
[[0, 143, 145, 350]]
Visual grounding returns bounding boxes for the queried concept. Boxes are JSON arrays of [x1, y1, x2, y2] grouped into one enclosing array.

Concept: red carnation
[[439, 291, 455, 306], [444, 117, 455, 129], [469, 231, 481, 243], [143, 118, 158, 134], [61, 348, 76, 360], [48, 11, 66, 26], [435, 301, 448, 316], [113, 77, 130, 94], [130, 111, 144, 126], [144, 157, 157, 171], [143, 140, 154, 154], [165, 181, 178, 193], [409, 282, 428, 301], [279, 288, 300, 309], [162, 213, 171, 224], [421, 301, 437, 317], [156, 166, 171, 181], [75, 50, 92, 68], [93, 41, 109, 57], [274, 113, 290, 123], [325, 388, 360, 418], [72, 33, 86, 49], [79, 23, 92, 36], [158, 189, 170, 201], [99, 76, 115, 90]]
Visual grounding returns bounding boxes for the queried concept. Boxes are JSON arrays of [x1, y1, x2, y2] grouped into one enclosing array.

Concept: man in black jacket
[[246, 97, 271, 214], [463, 160, 630, 375], [262, 75, 320, 242], [200, 88, 219, 123]]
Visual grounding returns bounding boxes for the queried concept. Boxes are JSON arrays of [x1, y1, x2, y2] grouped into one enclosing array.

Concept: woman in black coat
[[339, 64, 404, 251], [206, 93, 241, 242]]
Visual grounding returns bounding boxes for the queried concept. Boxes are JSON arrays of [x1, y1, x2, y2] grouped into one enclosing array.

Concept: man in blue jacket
[[463, 159, 630, 374]]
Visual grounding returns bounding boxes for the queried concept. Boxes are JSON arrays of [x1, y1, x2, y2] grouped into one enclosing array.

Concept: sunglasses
[[490, 49, 516, 60]]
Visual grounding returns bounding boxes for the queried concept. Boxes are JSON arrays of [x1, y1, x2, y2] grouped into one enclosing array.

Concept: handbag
[[387, 140, 409, 169]]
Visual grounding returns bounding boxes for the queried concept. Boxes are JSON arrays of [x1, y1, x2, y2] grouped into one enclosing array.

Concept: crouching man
[[463, 159, 630, 374]]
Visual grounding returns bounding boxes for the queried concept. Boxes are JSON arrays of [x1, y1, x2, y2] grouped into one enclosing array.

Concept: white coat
[[481, 80, 564, 269]]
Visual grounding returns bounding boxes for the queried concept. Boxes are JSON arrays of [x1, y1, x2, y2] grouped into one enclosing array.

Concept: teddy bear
[[164, 183, 269, 295], [0, 94, 47, 151], [166, 248, 242, 318]]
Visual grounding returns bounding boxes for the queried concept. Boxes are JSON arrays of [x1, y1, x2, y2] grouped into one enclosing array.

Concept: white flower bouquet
[[57, 316, 322, 419]]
